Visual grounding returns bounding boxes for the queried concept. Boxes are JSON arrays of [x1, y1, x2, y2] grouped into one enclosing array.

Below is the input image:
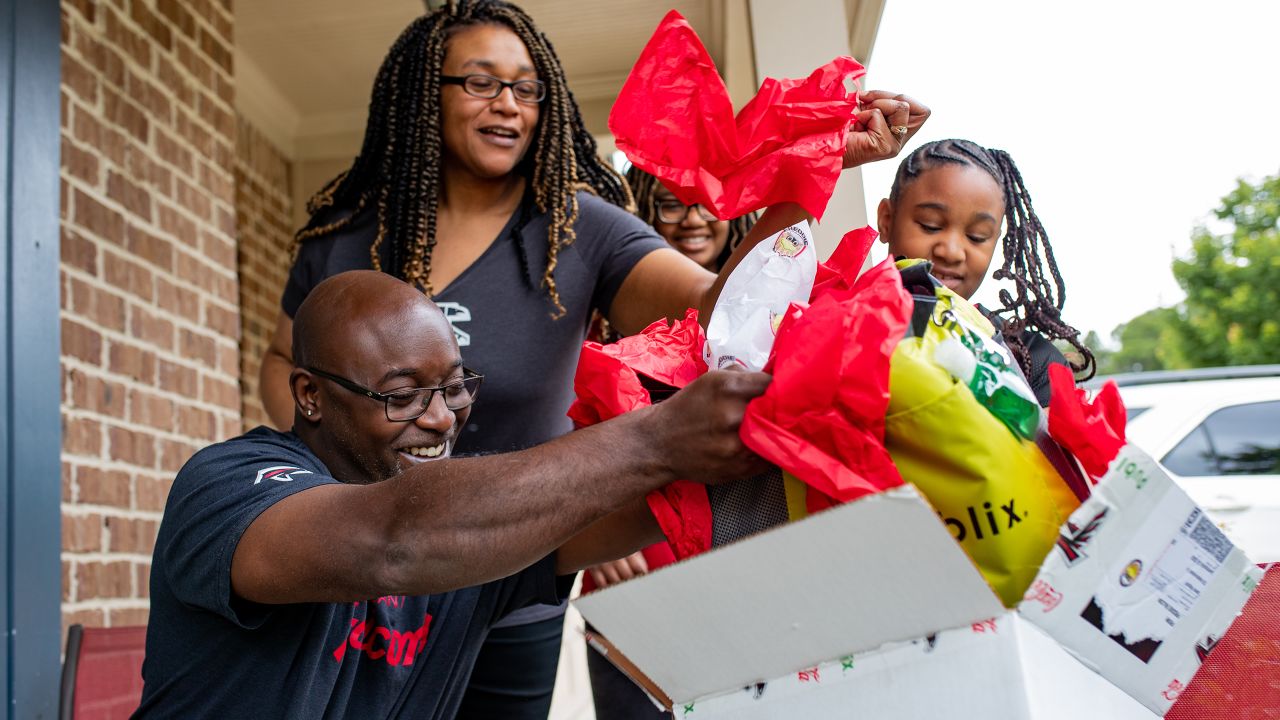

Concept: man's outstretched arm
[[230, 369, 768, 604]]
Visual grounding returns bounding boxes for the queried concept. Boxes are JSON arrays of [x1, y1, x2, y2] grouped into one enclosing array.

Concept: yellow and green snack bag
[[885, 260, 1080, 606]]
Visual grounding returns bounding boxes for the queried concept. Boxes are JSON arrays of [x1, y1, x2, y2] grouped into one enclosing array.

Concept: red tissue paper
[[609, 10, 864, 221], [740, 231, 911, 506], [1047, 363, 1127, 479], [567, 309, 715, 559]]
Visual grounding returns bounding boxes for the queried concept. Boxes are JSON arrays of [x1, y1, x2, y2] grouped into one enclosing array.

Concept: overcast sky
[[859, 0, 1280, 342]]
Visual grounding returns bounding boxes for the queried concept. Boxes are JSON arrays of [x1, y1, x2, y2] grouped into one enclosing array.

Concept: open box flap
[[575, 485, 1005, 704]]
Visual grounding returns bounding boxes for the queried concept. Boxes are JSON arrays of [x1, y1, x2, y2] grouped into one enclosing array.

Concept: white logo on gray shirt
[[436, 302, 472, 347]]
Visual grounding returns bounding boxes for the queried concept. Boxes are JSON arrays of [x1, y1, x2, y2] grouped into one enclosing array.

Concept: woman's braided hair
[[293, 0, 633, 317], [625, 165, 756, 270], [889, 138, 1096, 379]]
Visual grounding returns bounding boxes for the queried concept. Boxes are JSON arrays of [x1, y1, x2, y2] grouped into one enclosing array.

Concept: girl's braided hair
[[889, 138, 1095, 379], [293, 0, 633, 317]]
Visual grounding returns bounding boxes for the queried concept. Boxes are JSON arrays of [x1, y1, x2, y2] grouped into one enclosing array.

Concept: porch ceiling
[[235, 0, 722, 158]]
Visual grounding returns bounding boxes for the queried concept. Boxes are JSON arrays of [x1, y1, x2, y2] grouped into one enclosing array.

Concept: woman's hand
[[587, 551, 650, 590], [842, 91, 931, 169]]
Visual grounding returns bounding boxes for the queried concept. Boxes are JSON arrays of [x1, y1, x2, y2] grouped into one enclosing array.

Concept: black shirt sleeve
[[156, 431, 339, 628], [574, 193, 669, 318]]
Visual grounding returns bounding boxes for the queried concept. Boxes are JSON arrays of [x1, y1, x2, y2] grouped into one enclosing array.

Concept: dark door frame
[[1, 0, 63, 716]]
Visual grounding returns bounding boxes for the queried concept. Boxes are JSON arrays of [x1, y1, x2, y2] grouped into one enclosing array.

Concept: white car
[[1088, 367, 1280, 563]]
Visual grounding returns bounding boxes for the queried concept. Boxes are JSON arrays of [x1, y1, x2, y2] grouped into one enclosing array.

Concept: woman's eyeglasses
[[656, 200, 718, 224], [440, 73, 546, 104]]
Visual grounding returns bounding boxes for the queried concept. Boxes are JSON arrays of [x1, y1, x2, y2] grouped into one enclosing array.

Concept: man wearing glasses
[[134, 270, 769, 719]]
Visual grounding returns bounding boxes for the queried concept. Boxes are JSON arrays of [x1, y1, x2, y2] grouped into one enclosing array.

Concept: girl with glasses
[[258, 1, 927, 716]]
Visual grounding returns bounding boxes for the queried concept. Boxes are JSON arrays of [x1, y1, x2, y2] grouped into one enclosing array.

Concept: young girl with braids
[[258, 1, 928, 716], [875, 138, 1095, 404]]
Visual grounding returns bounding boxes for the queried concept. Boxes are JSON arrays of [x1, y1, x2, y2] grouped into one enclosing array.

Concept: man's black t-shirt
[[133, 427, 569, 719]]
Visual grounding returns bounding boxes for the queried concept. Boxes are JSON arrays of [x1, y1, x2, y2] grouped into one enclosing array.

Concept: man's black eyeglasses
[[306, 366, 484, 422], [440, 74, 546, 104]]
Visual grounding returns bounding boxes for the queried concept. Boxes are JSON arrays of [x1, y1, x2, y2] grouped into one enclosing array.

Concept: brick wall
[[59, 0, 239, 632], [235, 116, 294, 431]]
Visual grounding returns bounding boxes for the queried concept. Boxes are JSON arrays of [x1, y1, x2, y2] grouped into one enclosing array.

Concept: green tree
[[1168, 173, 1280, 367], [1103, 307, 1183, 374]]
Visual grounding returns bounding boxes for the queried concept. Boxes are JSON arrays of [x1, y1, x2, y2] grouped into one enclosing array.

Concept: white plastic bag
[[703, 222, 817, 371]]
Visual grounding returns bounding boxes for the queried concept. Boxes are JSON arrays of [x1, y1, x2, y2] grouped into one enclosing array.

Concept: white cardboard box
[[575, 446, 1261, 719]]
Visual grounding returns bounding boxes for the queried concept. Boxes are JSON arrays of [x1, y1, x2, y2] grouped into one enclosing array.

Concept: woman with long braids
[[875, 138, 1095, 405], [260, 2, 927, 715]]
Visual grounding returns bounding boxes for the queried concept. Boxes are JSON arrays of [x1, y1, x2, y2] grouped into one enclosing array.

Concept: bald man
[[134, 270, 769, 719]]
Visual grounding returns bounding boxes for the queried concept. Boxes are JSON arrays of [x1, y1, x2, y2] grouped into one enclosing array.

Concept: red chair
[[59, 624, 147, 720]]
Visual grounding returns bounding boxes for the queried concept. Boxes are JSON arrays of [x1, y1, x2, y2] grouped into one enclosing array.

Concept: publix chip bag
[[885, 260, 1081, 606]]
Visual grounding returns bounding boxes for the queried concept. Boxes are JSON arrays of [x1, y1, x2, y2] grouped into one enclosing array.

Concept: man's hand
[[587, 551, 650, 590], [842, 91, 931, 169], [646, 369, 771, 484]]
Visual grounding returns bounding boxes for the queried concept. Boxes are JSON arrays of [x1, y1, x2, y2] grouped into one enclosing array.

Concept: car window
[[1162, 425, 1218, 476], [1161, 400, 1280, 476]]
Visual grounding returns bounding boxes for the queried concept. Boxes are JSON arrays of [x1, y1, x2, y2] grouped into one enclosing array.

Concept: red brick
[[157, 2, 196, 39], [156, 55, 195, 108], [218, 343, 239, 378], [175, 109, 213, 158], [135, 564, 151, 599], [106, 516, 158, 554], [126, 224, 174, 271], [129, 387, 175, 430], [129, 1, 172, 50], [103, 6, 150, 69], [104, 251, 154, 302], [157, 202, 198, 246], [63, 416, 103, 457], [201, 374, 240, 411], [72, 188, 125, 243], [126, 67, 172, 122], [155, 277, 199, 321], [177, 405, 216, 441], [108, 424, 157, 467], [175, 251, 215, 294], [62, 461, 74, 502], [69, 276, 127, 332], [175, 39, 212, 89], [68, 369, 126, 418], [158, 438, 197, 473], [109, 606, 150, 627], [106, 170, 152, 220], [65, 0, 94, 23], [129, 304, 174, 351], [61, 317, 102, 364], [154, 128, 194, 178], [61, 137, 100, 187], [61, 52, 98, 106], [108, 341, 157, 383], [63, 608, 106, 634], [179, 327, 217, 369], [60, 226, 98, 275], [103, 87, 149, 144], [76, 560, 134, 599], [214, 71, 233, 105], [134, 473, 171, 512], [62, 560, 72, 603], [73, 29, 126, 91], [62, 512, 104, 553], [77, 466, 132, 507], [204, 300, 238, 339], [173, 175, 212, 221], [72, 105, 128, 168], [157, 359, 197, 397], [197, 25, 231, 75]]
